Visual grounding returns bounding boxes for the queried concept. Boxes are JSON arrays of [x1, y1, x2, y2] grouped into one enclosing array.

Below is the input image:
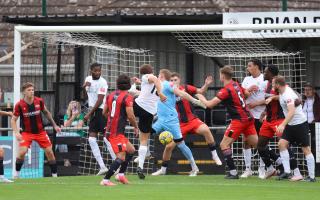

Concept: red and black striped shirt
[[265, 81, 285, 122], [176, 85, 198, 123], [216, 80, 252, 121], [106, 90, 133, 137], [13, 97, 45, 134]]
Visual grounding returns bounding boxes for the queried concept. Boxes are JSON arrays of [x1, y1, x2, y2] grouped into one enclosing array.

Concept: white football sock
[[275, 157, 282, 165], [138, 145, 148, 169], [267, 165, 275, 171], [293, 168, 301, 176], [230, 169, 237, 176], [243, 149, 252, 170], [88, 137, 105, 169], [306, 153, 315, 179], [161, 166, 167, 173], [280, 150, 291, 173], [190, 158, 198, 171], [211, 150, 219, 159], [103, 137, 116, 160], [259, 157, 265, 168]]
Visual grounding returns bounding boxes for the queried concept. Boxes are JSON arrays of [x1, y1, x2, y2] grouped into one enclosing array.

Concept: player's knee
[[302, 146, 311, 155], [220, 142, 229, 150], [278, 140, 287, 150], [165, 142, 175, 151], [89, 132, 97, 138]]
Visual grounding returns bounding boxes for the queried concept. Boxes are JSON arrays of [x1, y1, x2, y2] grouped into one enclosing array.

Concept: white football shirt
[[135, 74, 159, 115], [279, 86, 307, 125], [85, 76, 108, 109], [242, 73, 267, 119]]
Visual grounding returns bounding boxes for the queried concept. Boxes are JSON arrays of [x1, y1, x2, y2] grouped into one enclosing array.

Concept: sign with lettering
[[223, 11, 320, 38]]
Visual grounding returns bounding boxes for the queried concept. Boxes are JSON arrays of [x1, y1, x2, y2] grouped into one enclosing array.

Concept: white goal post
[[12, 23, 320, 177]]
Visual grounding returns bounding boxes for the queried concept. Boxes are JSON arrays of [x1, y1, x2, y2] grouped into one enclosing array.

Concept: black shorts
[[133, 101, 154, 133], [281, 121, 310, 147], [89, 108, 106, 133], [254, 118, 262, 133]]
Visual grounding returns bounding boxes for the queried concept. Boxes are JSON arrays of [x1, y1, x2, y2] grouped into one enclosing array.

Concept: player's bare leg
[[117, 142, 135, 184], [101, 142, 135, 186], [220, 136, 238, 179], [88, 132, 108, 175], [136, 132, 150, 179], [195, 124, 222, 165], [0, 148, 13, 183], [152, 141, 176, 176], [14, 147, 29, 179], [44, 146, 58, 177]]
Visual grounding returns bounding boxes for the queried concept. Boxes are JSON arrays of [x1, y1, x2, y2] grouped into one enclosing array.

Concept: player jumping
[[151, 69, 205, 176], [152, 72, 221, 176]]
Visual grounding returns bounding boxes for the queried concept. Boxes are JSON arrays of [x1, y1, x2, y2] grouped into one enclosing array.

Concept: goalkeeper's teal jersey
[[157, 80, 178, 122]]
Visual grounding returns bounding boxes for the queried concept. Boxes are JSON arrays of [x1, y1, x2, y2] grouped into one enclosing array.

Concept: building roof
[[2, 12, 222, 25]]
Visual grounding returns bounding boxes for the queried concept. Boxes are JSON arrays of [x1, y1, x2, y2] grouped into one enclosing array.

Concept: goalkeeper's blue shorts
[[152, 118, 182, 140]]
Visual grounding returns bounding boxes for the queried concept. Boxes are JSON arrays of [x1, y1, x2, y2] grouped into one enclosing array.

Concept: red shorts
[[108, 134, 129, 154], [259, 119, 284, 138], [224, 120, 257, 140], [180, 118, 204, 138], [20, 131, 52, 148]]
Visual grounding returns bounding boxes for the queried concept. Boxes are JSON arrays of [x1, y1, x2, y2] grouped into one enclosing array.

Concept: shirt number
[[111, 100, 116, 117], [151, 86, 159, 96]]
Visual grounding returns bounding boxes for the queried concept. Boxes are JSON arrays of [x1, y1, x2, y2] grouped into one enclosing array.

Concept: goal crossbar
[[15, 23, 320, 33]]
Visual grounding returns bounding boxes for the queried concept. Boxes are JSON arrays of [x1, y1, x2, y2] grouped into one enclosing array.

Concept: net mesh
[[173, 31, 298, 57], [173, 29, 308, 175], [5, 32, 153, 178], [7, 26, 315, 178], [78, 127, 155, 175]]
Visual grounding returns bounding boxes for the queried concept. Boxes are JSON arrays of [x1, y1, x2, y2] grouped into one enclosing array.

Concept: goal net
[[6, 31, 153, 178], [10, 23, 320, 177], [173, 26, 311, 175]]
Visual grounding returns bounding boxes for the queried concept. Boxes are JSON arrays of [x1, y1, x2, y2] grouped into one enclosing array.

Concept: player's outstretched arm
[[196, 94, 221, 109], [197, 75, 213, 94], [0, 110, 13, 117], [128, 83, 141, 96], [147, 74, 167, 102], [43, 105, 61, 133], [174, 88, 206, 108]]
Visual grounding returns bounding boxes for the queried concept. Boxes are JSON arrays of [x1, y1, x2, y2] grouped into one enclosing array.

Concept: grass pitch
[[1, 175, 319, 200]]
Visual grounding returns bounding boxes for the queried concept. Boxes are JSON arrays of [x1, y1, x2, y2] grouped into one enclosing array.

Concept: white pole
[[15, 23, 320, 33], [12, 28, 21, 178]]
